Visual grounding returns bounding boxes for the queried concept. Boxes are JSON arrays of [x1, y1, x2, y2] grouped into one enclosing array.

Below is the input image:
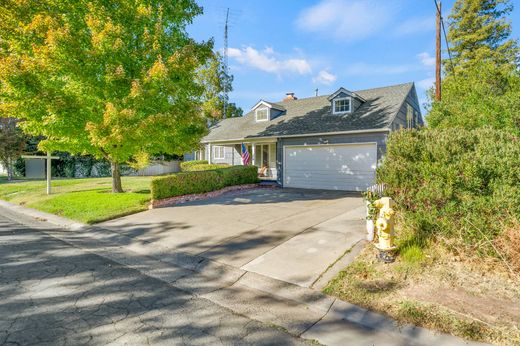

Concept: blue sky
[[188, 0, 520, 115]]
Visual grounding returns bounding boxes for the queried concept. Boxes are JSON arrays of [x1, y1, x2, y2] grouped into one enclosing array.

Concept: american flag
[[241, 143, 251, 165]]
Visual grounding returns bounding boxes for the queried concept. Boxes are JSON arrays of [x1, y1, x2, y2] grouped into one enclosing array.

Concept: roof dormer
[[328, 87, 366, 115], [251, 100, 286, 122]]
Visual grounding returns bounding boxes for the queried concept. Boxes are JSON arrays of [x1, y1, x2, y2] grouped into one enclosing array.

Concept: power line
[[434, 0, 457, 76]]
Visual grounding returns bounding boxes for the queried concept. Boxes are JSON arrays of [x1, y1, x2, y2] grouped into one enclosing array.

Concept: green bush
[[180, 160, 207, 170], [180, 160, 230, 172], [151, 165, 259, 200], [184, 163, 229, 171], [377, 127, 520, 255]]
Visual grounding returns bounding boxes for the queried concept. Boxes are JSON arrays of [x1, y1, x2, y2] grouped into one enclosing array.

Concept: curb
[[0, 200, 484, 346], [150, 183, 277, 208]]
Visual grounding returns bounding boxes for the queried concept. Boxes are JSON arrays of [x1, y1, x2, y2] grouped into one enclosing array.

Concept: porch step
[[258, 180, 280, 187]]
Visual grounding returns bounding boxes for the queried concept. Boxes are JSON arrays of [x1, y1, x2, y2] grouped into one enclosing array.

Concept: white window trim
[[255, 107, 270, 122], [213, 146, 225, 159], [332, 97, 351, 114]]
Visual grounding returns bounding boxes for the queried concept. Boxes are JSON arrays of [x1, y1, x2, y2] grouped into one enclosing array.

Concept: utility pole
[[435, 0, 442, 101], [223, 8, 229, 119]]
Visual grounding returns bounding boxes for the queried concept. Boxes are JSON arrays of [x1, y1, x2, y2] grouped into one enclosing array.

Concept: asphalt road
[[0, 214, 306, 345]]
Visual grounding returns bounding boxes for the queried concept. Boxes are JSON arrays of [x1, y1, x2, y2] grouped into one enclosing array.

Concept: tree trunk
[[111, 161, 123, 193], [6, 158, 13, 181]]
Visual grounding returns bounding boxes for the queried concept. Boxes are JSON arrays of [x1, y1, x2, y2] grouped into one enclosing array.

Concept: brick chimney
[[283, 92, 297, 101]]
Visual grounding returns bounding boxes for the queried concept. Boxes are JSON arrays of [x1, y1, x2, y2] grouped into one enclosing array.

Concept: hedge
[[377, 127, 520, 256], [182, 163, 229, 172], [151, 165, 259, 200], [180, 160, 207, 170]]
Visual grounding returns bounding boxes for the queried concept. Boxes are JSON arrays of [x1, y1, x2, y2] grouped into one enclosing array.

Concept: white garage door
[[283, 143, 377, 191]]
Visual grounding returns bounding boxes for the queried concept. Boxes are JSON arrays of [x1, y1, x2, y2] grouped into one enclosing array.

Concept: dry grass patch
[[324, 244, 520, 345]]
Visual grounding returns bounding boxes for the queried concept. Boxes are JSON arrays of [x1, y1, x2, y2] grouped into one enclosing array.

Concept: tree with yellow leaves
[[0, 0, 223, 192]]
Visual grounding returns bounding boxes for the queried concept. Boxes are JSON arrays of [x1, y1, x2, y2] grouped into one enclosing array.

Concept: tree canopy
[[0, 0, 223, 192], [427, 62, 520, 134], [447, 0, 518, 70], [427, 0, 520, 134]]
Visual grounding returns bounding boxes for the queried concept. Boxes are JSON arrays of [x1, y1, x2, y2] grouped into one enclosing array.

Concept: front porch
[[199, 141, 278, 181]]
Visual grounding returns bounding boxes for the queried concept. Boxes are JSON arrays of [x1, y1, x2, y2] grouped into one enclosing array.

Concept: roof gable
[[327, 87, 366, 103], [251, 100, 286, 112]]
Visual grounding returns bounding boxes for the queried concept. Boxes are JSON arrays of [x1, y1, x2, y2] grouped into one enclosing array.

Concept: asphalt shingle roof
[[203, 82, 413, 142]]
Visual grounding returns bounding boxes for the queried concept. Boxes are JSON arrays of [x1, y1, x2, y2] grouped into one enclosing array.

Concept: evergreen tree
[[447, 0, 519, 70], [427, 0, 520, 133]]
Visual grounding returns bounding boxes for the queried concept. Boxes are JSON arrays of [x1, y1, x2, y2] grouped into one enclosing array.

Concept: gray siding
[[210, 145, 241, 165], [276, 132, 388, 185], [270, 109, 285, 120], [183, 152, 196, 161], [390, 84, 423, 131]]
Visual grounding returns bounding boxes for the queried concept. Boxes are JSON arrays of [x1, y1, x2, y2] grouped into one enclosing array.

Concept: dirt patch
[[324, 244, 520, 345], [403, 285, 520, 327]]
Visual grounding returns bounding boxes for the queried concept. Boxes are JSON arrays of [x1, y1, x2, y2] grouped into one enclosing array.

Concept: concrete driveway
[[99, 188, 366, 288]]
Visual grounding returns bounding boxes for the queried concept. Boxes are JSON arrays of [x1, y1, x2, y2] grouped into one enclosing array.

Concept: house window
[[213, 146, 225, 159], [406, 103, 413, 128], [256, 107, 269, 122], [333, 97, 351, 114]]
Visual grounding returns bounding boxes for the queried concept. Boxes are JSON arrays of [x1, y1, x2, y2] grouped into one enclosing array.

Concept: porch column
[[208, 143, 212, 164], [251, 144, 256, 166]]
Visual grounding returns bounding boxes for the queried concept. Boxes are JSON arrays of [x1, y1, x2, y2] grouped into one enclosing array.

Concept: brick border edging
[[150, 183, 278, 209]]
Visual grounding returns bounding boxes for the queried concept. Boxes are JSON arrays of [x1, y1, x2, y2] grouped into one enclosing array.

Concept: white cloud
[[295, 0, 395, 41], [227, 46, 311, 76], [417, 77, 435, 90], [395, 16, 435, 36], [345, 62, 415, 76], [417, 52, 435, 67], [313, 70, 337, 85]]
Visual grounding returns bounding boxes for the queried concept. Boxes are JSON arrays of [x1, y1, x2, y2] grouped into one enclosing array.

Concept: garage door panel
[[284, 144, 377, 191]]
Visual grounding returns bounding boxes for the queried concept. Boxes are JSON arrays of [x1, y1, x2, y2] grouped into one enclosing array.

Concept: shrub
[[377, 127, 520, 257], [180, 160, 207, 170], [183, 163, 229, 172], [180, 160, 230, 172], [151, 165, 258, 200]]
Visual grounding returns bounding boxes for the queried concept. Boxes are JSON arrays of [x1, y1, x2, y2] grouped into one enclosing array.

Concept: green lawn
[[0, 176, 153, 224]]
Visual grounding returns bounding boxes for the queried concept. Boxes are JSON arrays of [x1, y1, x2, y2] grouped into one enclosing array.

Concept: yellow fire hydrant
[[373, 197, 397, 262]]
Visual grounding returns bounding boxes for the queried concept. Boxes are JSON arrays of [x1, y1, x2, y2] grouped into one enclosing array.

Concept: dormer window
[[328, 87, 365, 115], [332, 97, 351, 114], [251, 100, 285, 122], [255, 107, 269, 122]]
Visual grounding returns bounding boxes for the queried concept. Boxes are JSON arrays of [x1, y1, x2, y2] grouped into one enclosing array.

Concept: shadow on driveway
[[0, 216, 305, 345]]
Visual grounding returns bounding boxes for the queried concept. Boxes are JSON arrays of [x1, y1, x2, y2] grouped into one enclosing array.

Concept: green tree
[[0, 0, 221, 192], [199, 52, 243, 123], [427, 62, 520, 134], [224, 102, 243, 119], [427, 0, 520, 132], [447, 0, 519, 70], [0, 118, 25, 180]]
